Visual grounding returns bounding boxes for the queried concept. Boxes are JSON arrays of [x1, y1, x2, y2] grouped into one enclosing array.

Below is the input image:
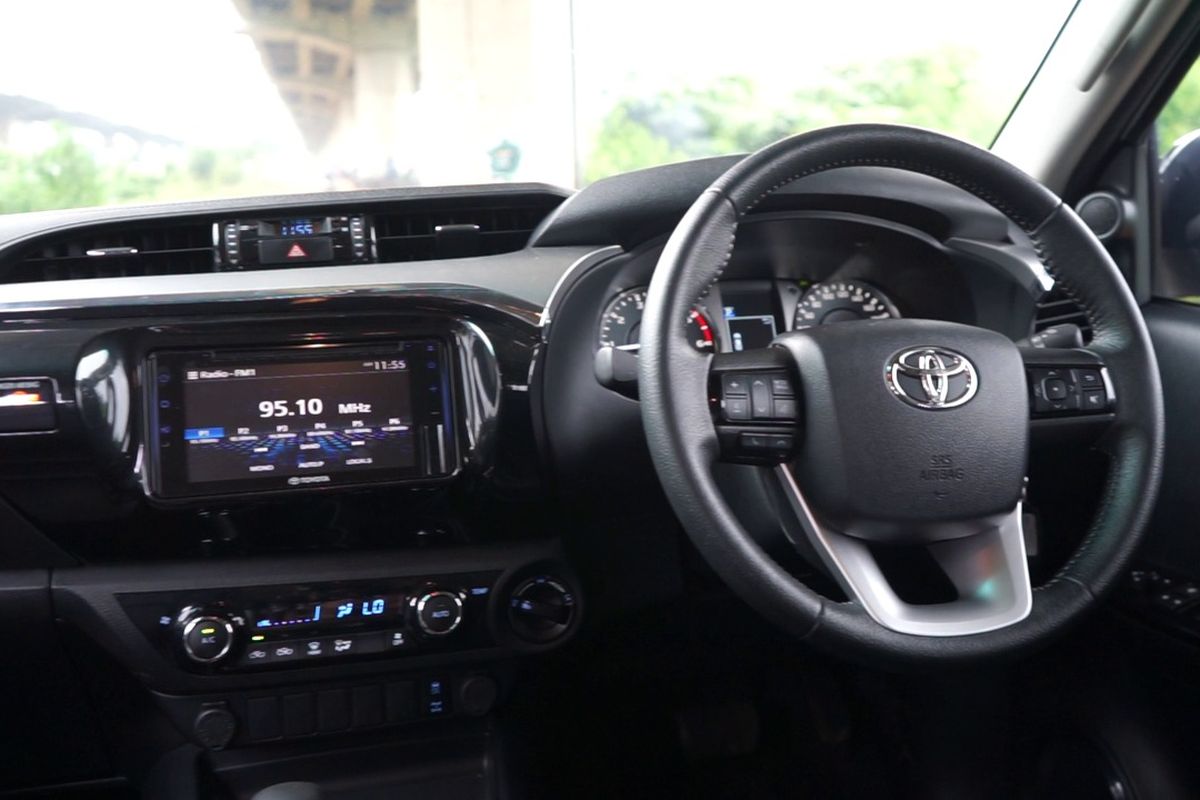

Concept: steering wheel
[[639, 124, 1164, 665]]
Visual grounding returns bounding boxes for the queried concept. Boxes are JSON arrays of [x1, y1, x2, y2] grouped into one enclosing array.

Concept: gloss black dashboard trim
[[0, 246, 615, 324]]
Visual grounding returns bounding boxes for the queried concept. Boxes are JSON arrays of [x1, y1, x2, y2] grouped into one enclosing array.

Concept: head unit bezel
[[143, 339, 458, 503]]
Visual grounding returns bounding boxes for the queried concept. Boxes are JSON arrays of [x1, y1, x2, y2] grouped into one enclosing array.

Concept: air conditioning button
[[182, 615, 235, 664]]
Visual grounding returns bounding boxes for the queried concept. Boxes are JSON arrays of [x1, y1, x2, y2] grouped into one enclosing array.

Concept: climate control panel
[[123, 571, 512, 673]]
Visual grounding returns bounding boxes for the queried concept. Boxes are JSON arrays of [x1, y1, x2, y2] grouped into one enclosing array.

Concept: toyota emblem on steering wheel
[[884, 347, 979, 410]]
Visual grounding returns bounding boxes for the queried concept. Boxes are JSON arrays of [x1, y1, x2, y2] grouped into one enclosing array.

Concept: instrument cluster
[[595, 277, 904, 355]]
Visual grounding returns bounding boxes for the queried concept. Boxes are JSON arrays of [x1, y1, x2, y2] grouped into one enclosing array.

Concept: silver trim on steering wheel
[[775, 465, 1033, 637]]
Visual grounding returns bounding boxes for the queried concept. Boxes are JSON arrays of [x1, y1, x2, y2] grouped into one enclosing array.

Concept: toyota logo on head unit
[[884, 347, 978, 410]]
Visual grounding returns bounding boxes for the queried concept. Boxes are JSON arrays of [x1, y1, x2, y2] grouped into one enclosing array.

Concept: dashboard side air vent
[[373, 193, 563, 262], [3, 221, 215, 284], [1034, 285, 1091, 341]]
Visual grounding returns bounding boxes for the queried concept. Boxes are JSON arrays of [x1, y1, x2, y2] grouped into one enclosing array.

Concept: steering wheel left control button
[[722, 374, 749, 396], [772, 398, 798, 419], [750, 377, 773, 418], [723, 396, 751, 421], [738, 432, 794, 455]]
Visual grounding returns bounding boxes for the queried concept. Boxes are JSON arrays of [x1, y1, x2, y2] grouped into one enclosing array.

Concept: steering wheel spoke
[[774, 465, 1032, 637]]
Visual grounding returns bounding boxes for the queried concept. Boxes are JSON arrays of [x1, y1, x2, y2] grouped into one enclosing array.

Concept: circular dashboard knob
[[508, 576, 577, 644], [415, 590, 464, 636], [180, 614, 235, 664]]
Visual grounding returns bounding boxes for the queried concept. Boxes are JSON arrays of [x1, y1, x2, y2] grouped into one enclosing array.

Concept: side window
[[1156, 61, 1200, 299]]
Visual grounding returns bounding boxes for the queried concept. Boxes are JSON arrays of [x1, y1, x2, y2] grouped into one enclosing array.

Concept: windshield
[[0, 0, 1075, 214]]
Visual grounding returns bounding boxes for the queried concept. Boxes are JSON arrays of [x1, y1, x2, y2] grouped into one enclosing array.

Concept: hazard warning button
[[259, 237, 334, 265]]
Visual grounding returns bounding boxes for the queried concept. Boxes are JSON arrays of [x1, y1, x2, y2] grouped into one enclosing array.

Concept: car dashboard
[[0, 158, 1073, 790]]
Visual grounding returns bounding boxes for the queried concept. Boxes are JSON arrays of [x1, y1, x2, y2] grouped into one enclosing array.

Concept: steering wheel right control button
[[413, 589, 464, 637], [508, 576, 577, 644], [1027, 366, 1113, 416]]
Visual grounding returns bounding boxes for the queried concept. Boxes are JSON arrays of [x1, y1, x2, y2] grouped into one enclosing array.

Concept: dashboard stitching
[[695, 204, 739, 304], [1027, 228, 1110, 346], [731, 158, 1038, 231], [698, 155, 1049, 315]]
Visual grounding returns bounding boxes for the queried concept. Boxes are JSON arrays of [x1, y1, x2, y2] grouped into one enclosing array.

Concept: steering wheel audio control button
[[771, 377, 794, 396], [722, 374, 749, 396], [723, 397, 751, 421], [772, 398, 798, 419], [750, 378, 773, 417]]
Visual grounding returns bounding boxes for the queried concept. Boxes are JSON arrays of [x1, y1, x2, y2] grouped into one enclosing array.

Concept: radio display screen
[[146, 341, 453, 499]]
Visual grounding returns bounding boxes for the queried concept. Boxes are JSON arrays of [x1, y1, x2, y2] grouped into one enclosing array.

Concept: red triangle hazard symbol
[[287, 243, 307, 258]]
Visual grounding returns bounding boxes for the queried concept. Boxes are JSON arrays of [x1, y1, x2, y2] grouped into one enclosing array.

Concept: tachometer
[[598, 288, 717, 352], [793, 279, 899, 330]]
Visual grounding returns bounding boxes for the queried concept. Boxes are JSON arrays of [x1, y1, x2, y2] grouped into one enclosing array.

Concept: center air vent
[[5, 222, 215, 284], [1034, 285, 1091, 341], [373, 193, 563, 262]]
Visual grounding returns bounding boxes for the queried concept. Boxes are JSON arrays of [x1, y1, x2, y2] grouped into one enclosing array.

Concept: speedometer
[[793, 280, 899, 330], [598, 288, 717, 352]]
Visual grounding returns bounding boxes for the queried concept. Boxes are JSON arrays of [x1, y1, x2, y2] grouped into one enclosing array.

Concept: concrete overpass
[[233, 0, 576, 187]]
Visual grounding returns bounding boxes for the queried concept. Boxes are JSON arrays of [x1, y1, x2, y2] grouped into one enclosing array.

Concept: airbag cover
[[776, 319, 1028, 542]]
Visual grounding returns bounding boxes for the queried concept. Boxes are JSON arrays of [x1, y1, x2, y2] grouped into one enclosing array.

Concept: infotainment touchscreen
[[145, 341, 454, 499]]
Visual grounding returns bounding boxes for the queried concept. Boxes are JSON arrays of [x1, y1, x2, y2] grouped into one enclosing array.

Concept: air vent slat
[[373, 193, 562, 263], [3, 222, 215, 284], [1034, 286, 1091, 340]]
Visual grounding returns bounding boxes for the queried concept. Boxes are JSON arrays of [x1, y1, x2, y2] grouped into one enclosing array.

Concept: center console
[[0, 296, 582, 783]]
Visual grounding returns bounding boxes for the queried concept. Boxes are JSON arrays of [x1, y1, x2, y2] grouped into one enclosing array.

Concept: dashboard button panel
[[123, 571, 501, 674]]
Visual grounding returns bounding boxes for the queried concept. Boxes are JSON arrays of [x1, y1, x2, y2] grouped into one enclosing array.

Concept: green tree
[[585, 48, 1002, 184], [0, 127, 106, 213], [0, 128, 272, 214], [1159, 60, 1200, 157]]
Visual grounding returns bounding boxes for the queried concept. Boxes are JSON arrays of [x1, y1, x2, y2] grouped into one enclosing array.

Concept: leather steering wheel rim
[[639, 124, 1164, 666]]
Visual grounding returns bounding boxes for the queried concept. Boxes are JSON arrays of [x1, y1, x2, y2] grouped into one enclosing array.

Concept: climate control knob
[[414, 590, 464, 636], [179, 613, 235, 664], [508, 576, 577, 644]]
